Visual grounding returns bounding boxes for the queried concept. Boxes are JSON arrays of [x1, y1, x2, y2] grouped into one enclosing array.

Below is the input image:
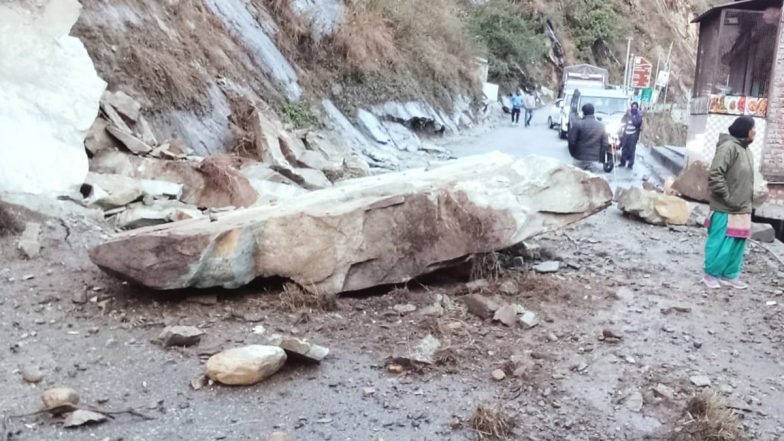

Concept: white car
[[547, 99, 564, 130]]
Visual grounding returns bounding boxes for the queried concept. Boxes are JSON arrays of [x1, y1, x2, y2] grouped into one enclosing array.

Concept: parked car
[[548, 99, 564, 130]]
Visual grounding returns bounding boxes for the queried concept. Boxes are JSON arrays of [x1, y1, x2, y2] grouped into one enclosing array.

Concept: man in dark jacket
[[568, 103, 609, 170], [619, 102, 643, 169]]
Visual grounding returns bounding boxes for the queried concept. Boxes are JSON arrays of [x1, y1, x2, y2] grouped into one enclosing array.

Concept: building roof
[[692, 0, 782, 23]]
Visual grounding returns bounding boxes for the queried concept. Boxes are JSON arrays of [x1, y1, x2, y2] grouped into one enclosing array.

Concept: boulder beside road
[[672, 161, 710, 202], [616, 187, 691, 226], [89, 153, 613, 294]]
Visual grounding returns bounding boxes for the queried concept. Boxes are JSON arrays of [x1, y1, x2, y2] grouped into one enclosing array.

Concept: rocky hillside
[[68, 0, 713, 155], [71, 0, 483, 161]]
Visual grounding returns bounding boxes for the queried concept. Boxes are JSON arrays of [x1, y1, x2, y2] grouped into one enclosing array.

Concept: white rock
[[519, 310, 540, 329], [411, 334, 440, 365], [84, 172, 182, 209], [356, 109, 391, 144], [21, 365, 44, 383], [533, 261, 560, 273], [111, 200, 202, 230], [17, 222, 42, 259], [206, 345, 287, 386], [623, 389, 644, 412], [267, 334, 329, 362], [157, 325, 204, 347], [41, 387, 79, 413], [0, 0, 106, 195], [64, 410, 107, 428], [690, 375, 712, 387]]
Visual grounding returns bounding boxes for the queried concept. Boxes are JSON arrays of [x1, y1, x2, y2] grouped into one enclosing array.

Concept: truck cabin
[[690, 0, 784, 231]]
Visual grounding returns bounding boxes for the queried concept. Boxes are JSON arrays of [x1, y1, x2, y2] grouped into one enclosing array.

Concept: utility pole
[[623, 38, 632, 94], [662, 41, 674, 106]]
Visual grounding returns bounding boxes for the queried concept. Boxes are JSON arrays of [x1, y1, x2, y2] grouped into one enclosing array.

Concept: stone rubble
[[533, 261, 560, 274], [410, 334, 441, 365], [157, 325, 205, 348], [464, 294, 504, 320], [690, 375, 712, 388], [267, 334, 330, 362]]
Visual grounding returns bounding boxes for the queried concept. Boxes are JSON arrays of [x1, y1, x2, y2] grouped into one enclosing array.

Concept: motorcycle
[[603, 122, 622, 173]]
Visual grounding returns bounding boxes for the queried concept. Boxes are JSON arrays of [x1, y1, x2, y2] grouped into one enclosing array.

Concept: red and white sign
[[631, 56, 653, 89]]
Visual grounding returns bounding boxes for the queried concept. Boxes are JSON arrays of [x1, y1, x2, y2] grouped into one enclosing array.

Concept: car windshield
[[580, 96, 627, 115]]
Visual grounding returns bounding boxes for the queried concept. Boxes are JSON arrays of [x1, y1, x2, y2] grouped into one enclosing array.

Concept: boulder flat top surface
[[89, 153, 613, 293]]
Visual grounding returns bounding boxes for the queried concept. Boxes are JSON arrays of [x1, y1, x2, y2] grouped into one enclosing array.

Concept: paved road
[[445, 110, 659, 190]]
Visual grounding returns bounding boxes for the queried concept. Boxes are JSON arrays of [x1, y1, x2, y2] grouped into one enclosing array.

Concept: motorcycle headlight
[[605, 122, 621, 135]]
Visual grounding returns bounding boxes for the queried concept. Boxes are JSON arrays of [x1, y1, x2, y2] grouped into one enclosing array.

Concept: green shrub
[[465, 0, 547, 81], [567, 0, 626, 55], [280, 102, 314, 128]]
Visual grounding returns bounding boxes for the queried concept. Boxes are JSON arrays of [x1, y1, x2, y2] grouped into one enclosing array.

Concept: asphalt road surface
[[446, 109, 658, 190]]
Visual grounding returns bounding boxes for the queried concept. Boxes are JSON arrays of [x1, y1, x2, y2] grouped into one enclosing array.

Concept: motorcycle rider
[[568, 103, 610, 172]]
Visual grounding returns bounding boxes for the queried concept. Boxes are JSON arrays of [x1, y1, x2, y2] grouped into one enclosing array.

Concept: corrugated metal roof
[[692, 0, 782, 23]]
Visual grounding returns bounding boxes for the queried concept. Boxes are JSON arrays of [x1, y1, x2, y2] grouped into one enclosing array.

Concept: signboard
[[631, 56, 653, 89], [655, 70, 670, 88], [708, 95, 768, 117], [640, 88, 653, 103], [482, 82, 499, 102]]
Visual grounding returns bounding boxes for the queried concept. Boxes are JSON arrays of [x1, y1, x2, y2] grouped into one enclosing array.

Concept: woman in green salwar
[[703, 116, 756, 290]]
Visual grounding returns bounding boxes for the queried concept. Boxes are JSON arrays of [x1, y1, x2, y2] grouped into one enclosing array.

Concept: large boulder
[[88, 153, 613, 293], [0, 0, 106, 195], [616, 187, 691, 226], [672, 161, 710, 202]]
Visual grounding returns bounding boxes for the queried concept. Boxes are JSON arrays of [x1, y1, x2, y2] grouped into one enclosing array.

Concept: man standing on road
[[523, 89, 536, 127], [568, 103, 609, 172], [510, 91, 523, 126], [619, 102, 643, 169]]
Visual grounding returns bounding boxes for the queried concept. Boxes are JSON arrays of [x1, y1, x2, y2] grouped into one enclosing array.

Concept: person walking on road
[[510, 91, 523, 126], [568, 103, 609, 172], [703, 116, 756, 290], [523, 89, 536, 127], [619, 102, 643, 169]]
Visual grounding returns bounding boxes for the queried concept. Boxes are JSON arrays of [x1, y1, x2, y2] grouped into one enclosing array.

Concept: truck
[[562, 64, 609, 93]]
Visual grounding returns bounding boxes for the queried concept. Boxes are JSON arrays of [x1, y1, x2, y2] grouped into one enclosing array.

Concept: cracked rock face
[[89, 153, 612, 294]]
